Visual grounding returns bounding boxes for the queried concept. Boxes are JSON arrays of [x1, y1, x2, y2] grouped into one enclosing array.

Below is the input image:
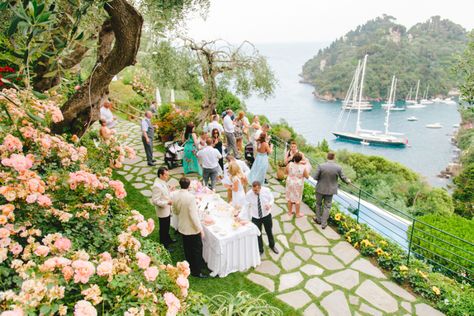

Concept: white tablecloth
[[172, 193, 261, 277]]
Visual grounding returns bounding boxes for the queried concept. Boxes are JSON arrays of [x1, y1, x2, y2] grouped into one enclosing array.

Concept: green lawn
[[113, 172, 296, 315]]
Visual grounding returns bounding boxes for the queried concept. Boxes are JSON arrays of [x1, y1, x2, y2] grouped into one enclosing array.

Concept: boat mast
[[414, 80, 420, 103], [406, 86, 412, 101], [385, 76, 396, 135], [356, 54, 368, 134]]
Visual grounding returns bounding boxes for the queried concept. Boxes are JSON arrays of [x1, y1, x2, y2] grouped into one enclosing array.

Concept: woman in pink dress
[[285, 153, 309, 217]]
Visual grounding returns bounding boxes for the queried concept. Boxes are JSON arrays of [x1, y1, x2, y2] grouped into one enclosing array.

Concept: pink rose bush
[[0, 89, 198, 315]]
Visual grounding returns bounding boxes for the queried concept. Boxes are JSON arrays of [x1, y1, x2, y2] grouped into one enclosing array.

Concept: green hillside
[[301, 15, 468, 100]]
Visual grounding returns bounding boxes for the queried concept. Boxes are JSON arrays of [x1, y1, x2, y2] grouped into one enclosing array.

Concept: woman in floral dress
[[182, 122, 202, 176], [285, 153, 309, 217]]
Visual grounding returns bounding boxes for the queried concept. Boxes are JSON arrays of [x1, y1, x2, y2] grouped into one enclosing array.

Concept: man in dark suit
[[312, 152, 351, 229]]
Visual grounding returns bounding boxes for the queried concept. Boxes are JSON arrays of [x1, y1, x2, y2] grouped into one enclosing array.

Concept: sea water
[[246, 42, 461, 186]]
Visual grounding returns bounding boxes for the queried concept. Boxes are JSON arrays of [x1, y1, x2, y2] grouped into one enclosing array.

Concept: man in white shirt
[[100, 101, 117, 128], [223, 109, 240, 159], [151, 167, 175, 250], [206, 115, 224, 134], [243, 181, 279, 255], [197, 138, 222, 190]]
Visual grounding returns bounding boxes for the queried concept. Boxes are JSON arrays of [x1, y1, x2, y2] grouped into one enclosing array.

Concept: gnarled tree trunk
[[52, 0, 143, 136]]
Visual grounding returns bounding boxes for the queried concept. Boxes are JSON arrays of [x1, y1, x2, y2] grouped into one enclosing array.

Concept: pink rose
[[62, 266, 74, 282], [136, 252, 151, 269], [144, 266, 159, 282], [99, 252, 112, 262], [34, 245, 50, 257], [9, 243, 23, 256], [71, 260, 95, 284], [74, 300, 97, 316], [74, 85, 81, 91], [1, 154, 34, 173], [41, 257, 58, 272], [26, 194, 37, 204], [0, 228, 10, 239], [54, 237, 72, 252], [2, 134, 23, 152], [1, 307, 24, 316], [177, 261, 190, 278], [96, 261, 113, 277], [163, 292, 180, 316], [37, 195, 52, 207], [176, 275, 189, 289]]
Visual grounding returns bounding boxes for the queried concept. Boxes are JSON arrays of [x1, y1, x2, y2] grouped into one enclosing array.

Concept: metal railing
[[269, 135, 474, 284]]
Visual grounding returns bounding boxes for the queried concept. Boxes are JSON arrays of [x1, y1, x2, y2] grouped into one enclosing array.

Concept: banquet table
[[171, 190, 261, 277]]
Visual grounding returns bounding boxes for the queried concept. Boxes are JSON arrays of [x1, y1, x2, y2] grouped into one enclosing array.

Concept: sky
[[185, 0, 474, 43]]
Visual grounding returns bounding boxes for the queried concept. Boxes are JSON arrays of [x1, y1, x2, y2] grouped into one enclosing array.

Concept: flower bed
[[0, 89, 203, 315], [302, 183, 474, 316]]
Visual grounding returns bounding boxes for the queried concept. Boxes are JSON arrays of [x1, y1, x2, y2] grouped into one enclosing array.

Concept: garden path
[[114, 119, 443, 316]]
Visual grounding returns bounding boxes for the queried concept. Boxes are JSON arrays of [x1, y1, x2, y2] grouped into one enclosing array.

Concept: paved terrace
[[114, 119, 443, 316]]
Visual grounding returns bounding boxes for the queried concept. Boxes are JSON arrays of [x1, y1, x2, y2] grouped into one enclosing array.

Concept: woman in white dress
[[228, 161, 247, 210]]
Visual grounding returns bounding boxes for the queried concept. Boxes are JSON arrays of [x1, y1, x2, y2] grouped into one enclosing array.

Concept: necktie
[[257, 194, 263, 218]]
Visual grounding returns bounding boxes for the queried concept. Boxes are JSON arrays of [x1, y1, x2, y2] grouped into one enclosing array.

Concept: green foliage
[[215, 86, 245, 114], [456, 31, 474, 105], [302, 15, 467, 100], [412, 214, 474, 280], [207, 291, 282, 316], [452, 164, 474, 218], [412, 188, 454, 217], [302, 183, 474, 316]]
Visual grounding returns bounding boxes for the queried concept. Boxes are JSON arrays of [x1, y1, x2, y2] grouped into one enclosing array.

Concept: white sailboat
[[407, 116, 418, 121], [420, 84, 434, 104], [442, 97, 457, 105], [333, 56, 408, 148], [381, 77, 405, 111], [406, 80, 426, 109], [426, 123, 443, 129]]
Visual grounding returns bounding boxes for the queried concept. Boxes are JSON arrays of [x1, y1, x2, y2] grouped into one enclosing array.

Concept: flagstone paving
[[113, 119, 443, 315]]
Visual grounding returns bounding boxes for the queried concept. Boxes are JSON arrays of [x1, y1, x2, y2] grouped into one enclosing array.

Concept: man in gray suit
[[312, 152, 351, 229]]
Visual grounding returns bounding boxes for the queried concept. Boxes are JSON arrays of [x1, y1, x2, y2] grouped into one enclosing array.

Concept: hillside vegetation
[[302, 15, 467, 100]]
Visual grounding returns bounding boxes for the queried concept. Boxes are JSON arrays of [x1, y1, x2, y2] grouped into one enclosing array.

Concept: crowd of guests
[[100, 101, 351, 278]]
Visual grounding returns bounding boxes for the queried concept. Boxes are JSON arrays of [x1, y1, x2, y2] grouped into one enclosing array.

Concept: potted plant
[[276, 159, 287, 180]]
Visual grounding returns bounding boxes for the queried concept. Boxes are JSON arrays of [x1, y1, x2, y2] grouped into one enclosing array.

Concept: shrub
[[207, 291, 282, 316], [216, 87, 245, 114], [411, 214, 474, 280], [0, 89, 202, 314], [153, 104, 196, 141]]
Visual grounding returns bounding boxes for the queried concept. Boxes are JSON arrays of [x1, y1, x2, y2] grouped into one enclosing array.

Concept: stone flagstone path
[[114, 119, 443, 316]]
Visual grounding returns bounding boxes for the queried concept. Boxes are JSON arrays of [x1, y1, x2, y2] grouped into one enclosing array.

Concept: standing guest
[[100, 101, 117, 128], [198, 131, 209, 150], [248, 132, 272, 185], [223, 109, 240, 159], [211, 128, 224, 170], [182, 123, 202, 176], [248, 115, 261, 143], [243, 181, 279, 255], [197, 138, 222, 190], [253, 123, 271, 143], [149, 101, 158, 114], [207, 115, 224, 134], [172, 177, 208, 278], [151, 167, 175, 250], [221, 109, 235, 120], [223, 155, 250, 202], [312, 152, 351, 229], [285, 140, 306, 165], [228, 161, 247, 209], [285, 153, 309, 218], [99, 119, 114, 141], [234, 111, 248, 154], [141, 111, 155, 166]]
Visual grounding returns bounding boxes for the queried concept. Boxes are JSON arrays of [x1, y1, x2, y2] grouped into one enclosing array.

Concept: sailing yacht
[[420, 84, 434, 104], [381, 77, 405, 111], [332, 57, 408, 148], [406, 80, 426, 109]]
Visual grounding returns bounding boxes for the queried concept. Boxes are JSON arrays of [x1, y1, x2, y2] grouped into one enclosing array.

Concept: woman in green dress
[[182, 122, 202, 176]]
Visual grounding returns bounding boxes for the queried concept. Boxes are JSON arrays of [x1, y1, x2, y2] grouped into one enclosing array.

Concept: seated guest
[[223, 155, 250, 202], [100, 101, 117, 128], [197, 138, 222, 190], [99, 119, 114, 141], [172, 177, 208, 278], [151, 167, 175, 250], [242, 181, 279, 255]]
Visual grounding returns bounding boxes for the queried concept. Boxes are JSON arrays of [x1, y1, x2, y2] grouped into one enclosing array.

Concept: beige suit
[[151, 178, 171, 218], [172, 189, 202, 235]]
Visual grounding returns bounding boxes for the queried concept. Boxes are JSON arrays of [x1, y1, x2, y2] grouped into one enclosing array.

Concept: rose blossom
[[96, 261, 113, 277], [163, 292, 180, 316], [1, 154, 34, 173], [9, 243, 23, 256], [0, 228, 10, 239], [26, 194, 37, 204], [34, 245, 50, 257], [0, 307, 24, 316], [98, 252, 112, 262], [37, 195, 52, 207], [74, 300, 97, 316], [136, 252, 151, 269], [71, 260, 95, 284], [54, 237, 72, 252], [176, 261, 190, 277], [2, 134, 23, 152], [62, 266, 74, 282], [144, 266, 159, 282], [176, 275, 189, 297]]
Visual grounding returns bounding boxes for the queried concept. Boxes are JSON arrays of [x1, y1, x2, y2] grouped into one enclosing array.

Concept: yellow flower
[[380, 240, 387, 246], [346, 236, 352, 243], [334, 213, 342, 221], [354, 242, 359, 248], [417, 269, 428, 279], [375, 248, 384, 256], [432, 286, 441, 295], [356, 225, 361, 230], [361, 239, 374, 247], [399, 265, 409, 272]]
